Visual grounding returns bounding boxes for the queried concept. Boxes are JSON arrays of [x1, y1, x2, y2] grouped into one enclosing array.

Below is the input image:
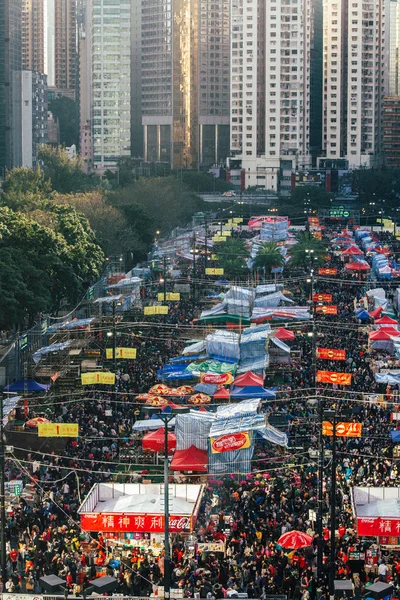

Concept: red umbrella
[[345, 262, 370, 272], [277, 530, 314, 549], [142, 428, 176, 453]]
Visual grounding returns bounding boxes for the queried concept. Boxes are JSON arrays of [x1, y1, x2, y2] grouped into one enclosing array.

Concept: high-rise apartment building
[[140, 0, 230, 170], [321, 0, 389, 168], [92, 0, 131, 173], [22, 0, 46, 73], [54, 0, 77, 97], [21, 69, 48, 167], [229, 0, 316, 191], [78, 0, 92, 172], [0, 0, 22, 173]]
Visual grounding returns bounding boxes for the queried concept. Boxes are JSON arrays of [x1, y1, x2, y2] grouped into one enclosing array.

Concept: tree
[[288, 231, 327, 270], [215, 238, 249, 279], [0, 167, 53, 211], [180, 171, 233, 193], [252, 242, 284, 280], [38, 145, 99, 194], [48, 96, 79, 147]]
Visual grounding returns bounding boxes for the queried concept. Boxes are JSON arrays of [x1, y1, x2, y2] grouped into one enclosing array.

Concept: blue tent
[[390, 430, 400, 443], [355, 308, 370, 320], [230, 386, 276, 399], [3, 379, 49, 392]]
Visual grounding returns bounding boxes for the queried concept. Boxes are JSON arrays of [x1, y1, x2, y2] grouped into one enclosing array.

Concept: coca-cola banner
[[210, 431, 251, 454], [357, 517, 400, 537], [200, 372, 233, 385], [80, 513, 192, 533]]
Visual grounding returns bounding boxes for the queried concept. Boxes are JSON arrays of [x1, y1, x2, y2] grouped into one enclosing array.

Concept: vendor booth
[[352, 486, 400, 541], [78, 483, 204, 553]]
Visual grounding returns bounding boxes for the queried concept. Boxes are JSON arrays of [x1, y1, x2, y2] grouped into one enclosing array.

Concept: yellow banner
[[38, 423, 79, 438], [106, 348, 137, 360], [81, 372, 116, 385], [157, 292, 181, 301], [233, 218, 243, 224], [212, 236, 227, 243], [206, 268, 224, 275], [222, 230, 232, 236], [144, 305, 169, 316]]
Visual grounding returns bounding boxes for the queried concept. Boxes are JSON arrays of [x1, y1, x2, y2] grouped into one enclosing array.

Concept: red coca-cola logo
[[212, 432, 248, 453], [169, 516, 190, 530], [202, 373, 232, 385]]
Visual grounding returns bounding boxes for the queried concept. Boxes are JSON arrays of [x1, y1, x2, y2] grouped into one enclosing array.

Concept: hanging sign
[[106, 348, 137, 360], [200, 372, 233, 385], [316, 370, 352, 385], [322, 421, 362, 437], [313, 294, 333, 303], [144, 306, 169, 315], [38, 423, 79, 438], [316, 305, 338, 315], [317, 348, 346, 360], [81, 372, 116, 385], [205, 268, 224, 275], [157, 293, 181, 301], [318, 268, 337, 276], [210, 432, 251, 454]]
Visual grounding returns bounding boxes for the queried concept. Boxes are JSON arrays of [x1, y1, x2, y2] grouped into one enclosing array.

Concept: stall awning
[[170, 446, 208, 472]]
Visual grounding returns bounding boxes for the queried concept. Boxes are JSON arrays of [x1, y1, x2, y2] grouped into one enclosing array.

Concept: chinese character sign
[[38, 423, 79, 438], [317, 348, 346, 361], [80, 513, 192, 533], [322, 421, 362, 437], [358, 518, 400, 537], [315, 306, 338, 315], [316, 371, 352, 385], [313, 294, 333, 303]]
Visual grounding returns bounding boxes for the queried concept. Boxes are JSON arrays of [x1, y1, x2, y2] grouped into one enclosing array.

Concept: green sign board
[[88, 286, 94, 301], [329, 205, 350, 219], [19, 336, 28, 351]]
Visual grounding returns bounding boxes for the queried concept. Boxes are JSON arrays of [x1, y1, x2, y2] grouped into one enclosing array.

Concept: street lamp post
[[323, 409, 337, 599], [158, 414, 174, 599]]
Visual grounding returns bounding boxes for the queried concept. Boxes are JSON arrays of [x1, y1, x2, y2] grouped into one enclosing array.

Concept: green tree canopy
[[288, 231, 327, 270], [215, 238, 249, 279], [252, 242, 284, 279], [0, 167, 53, 211], [38, 145, 99, 194]]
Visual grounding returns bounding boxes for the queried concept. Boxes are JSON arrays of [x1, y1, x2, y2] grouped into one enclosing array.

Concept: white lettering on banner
[[150, 516, 163, 529], [134, 516, 145, 529], [169, 516, 190, 530]]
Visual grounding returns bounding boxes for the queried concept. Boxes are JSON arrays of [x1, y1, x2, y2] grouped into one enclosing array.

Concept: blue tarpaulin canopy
[[355, 308, 370, 320], [230, 386, 276, 399], [3, 379, 50, 392], [391, 430, 400, 443]]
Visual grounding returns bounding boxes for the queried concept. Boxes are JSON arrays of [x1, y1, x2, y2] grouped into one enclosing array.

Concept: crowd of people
[[3, 224, 400, 600]]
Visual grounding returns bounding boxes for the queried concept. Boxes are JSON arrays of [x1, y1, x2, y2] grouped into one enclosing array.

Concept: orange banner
[[318, 268, 338, 276], [322, 421, 362, 437], [317, 348, 346, 361], [313, 293, 333, 303], [315, 305, 338, 315], [316, 371, 352, 385]]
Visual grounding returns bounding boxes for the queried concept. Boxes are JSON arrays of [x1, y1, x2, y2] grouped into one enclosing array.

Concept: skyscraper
[[229, 0, 315, 191], [92, 0, 131, 173], [21, 69, 48, 167], [54, 0, 77, 97], [78, 0, 92, 172], [389, 0, 400, 96], [0, 0, 22, 173], [22, 0, 46, 73], [321, 0, 389, 168], [140, 0, 230, 170]]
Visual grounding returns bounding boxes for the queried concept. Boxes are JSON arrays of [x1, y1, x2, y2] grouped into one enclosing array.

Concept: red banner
[[318, 268, 337, 276], [313, 293, 333, 303], [81, 513, 192, 533], [200, 372, 233, 385], [358, 518, 400, 537], [315, 305, 338, 315], [317, 348, 346, 360], [316, 370, 352, 385]]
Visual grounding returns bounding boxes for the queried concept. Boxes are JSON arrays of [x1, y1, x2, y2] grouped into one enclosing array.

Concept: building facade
[[321, 0, 389, 168], [140, 0, 230, 170], [54, 0, 77, 97], [92, 0, 131, 173], [78, 0, 92, 172], [229, 0, 316, 191], [383, 97, 400, 167], [22, 0, 46, 73], [21, 69, 48, 167], [0, 0, 22, 174]]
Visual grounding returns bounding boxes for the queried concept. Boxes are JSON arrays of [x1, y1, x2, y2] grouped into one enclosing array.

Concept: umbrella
[[345, 262, 370, 272], [188, 393, 211, 405], [176, 385, 195, 395], [148, 384, 171, 395], [164, 388, 181, 396], [136, 393, 150, 402], [25, 417, 50, 428], [277, 530, 314, 549], [145, 395, 168, 407], [142, 428, 176, 453]]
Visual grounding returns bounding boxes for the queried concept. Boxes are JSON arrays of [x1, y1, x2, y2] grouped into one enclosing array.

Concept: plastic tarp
[[258, 425, 288, 447], [47, 318, 94, 332], [32, 341, 73, 364], [240, 325, 269, 368], [181, 341, 207, 356], [3, 379, 49, 392], [230, 386, 276, 399], [186, 360, 237, 374], [175, 412, 214, 451], [107, 276, 141, 289], [170, 446, 208, 472], [200, 302, 226, 318], [256, 284, 283, 295], [226, 298, 251, 317], [133, 418, 176, 431], [206, 330, 240, 362], [270, 337, 291, 353], [196, 314, 251, 326], [3, 396, 20, 425], [390, 430, 400, 443], [252, 306, 311, 322], [254, 291, 294, 308], [355, 309, 370, 320], [375, 373, 400, 385], [224, 286, 255, 303], [93, 294, 124, 304], [193, 383, 218, 395], [236, 356, 269, 374], [169, 353, 206, 363]]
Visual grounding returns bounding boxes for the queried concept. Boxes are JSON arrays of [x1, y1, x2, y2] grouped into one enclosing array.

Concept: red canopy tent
[[345, 262, 370, 271], [233, 371, 264, 387], [369, 329, 400, 341], [342, 246, 364, 256], [142, 428, 176, 453], [369, 307, 383, 319], [213, 388, 230, 399], [170, 445, 208, 472], [375, 316, 399, 325], [275, 327, 295, 341]]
